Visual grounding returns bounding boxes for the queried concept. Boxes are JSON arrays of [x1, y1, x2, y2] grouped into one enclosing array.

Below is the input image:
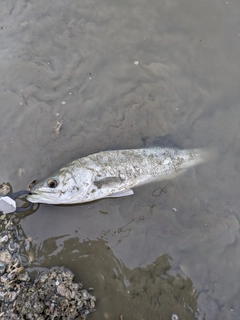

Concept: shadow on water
[[27, 236, 199, 320]]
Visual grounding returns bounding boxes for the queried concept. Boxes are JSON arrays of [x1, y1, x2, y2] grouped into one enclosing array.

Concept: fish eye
[[47, 179, 58, 188]]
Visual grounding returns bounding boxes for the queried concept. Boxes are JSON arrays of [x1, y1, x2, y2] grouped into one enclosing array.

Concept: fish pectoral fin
[[106, 189, 134, 198], [94, 177, 123, 189]]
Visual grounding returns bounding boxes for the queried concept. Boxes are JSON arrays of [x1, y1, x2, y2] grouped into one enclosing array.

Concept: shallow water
[[1, 0, 240, 318]]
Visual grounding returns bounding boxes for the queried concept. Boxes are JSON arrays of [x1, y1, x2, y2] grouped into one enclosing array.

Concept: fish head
[[26, 165, 94, 204]]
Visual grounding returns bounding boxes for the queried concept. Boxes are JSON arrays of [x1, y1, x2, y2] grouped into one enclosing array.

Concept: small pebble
[[172, 208, 177, 212], [82, 310, 89, 315], [172, 314, 179, 320], [134, 61, 139, 65], [69, 92, 72, 95], [56, 112, 59, 116], [1, 235, 8, 243], [61, 101, 66, 105], [0, 261, 6, 275], [0, 184, 10, 196], [0, 251, 12, 264]]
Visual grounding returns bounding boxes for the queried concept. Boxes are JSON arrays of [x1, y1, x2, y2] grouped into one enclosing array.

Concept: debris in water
[[53, 120, 63, 135], [0, 184, 10, 196], [0, 25, 11, 30], [24, 236, 33, 252], [18, 168, 25, 177]]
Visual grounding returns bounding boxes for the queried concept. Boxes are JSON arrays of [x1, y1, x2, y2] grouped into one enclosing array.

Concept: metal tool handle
[[0, 190, 33, 214], [0, 196, 17, 214]]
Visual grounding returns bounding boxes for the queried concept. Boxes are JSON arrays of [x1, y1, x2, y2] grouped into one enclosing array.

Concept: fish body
[[27, 147, 209, 204]]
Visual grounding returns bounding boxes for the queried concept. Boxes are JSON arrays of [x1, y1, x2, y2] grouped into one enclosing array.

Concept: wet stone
[[0, 213, 96, 319], [0, 261, 6, 275], [0, 250, 12, 264], [0, 183, 10, 196], [14, 266, 96, 319]]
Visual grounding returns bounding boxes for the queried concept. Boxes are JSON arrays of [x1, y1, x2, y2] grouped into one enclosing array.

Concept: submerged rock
[[14, 266, 96, 320], [0, 213, 96, 319]]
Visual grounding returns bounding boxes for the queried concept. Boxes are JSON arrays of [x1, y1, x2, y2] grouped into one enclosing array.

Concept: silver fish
[[27, 147, 210, 204]]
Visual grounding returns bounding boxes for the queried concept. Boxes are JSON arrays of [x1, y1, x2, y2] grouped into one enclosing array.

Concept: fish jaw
[[27, 183, 63, 204], [27, 188, 82, 204], [27, 189, 109, 204], [27, 192, 56, 204]]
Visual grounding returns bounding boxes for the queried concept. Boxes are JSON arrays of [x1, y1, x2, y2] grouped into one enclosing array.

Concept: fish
[[26, 147, 210, 205]]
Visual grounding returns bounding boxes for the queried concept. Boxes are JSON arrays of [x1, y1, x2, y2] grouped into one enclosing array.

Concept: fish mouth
[[26, 195, 39, 203], [26, 186, 63, 204], [26, 192, 54, 203]]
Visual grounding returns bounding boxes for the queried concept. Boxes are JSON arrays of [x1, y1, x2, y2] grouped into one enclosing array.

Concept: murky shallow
[[1, 0, 240, 318]]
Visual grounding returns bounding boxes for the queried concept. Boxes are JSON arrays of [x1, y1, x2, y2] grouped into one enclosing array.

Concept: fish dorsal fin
[[142, 134, 179, 148], [106, 189, 134, 198]]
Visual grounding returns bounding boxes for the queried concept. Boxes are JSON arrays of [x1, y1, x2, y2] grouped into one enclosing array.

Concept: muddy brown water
[[1, 0, 240, 319]]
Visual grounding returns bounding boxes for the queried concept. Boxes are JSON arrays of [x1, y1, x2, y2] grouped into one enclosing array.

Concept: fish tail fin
[[187, 148, 218, 167]]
